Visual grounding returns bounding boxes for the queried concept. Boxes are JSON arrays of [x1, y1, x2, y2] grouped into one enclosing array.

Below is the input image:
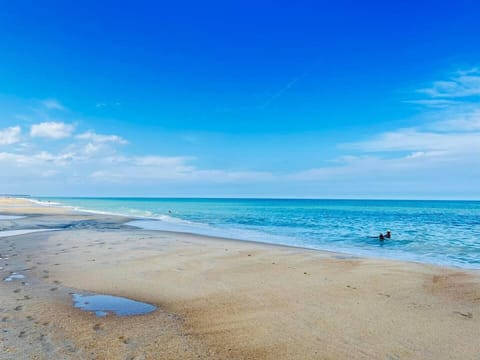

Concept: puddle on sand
[[4, 273, 26, 282], [72, 294, 156, 317]]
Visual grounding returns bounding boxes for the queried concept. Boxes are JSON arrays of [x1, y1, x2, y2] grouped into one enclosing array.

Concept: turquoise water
[[38, 197, 480, 269]]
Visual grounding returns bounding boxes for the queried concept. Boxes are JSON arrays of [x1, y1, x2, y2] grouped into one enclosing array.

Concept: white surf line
[[0, 229, 59, 238], [0, 215, 26, 220]]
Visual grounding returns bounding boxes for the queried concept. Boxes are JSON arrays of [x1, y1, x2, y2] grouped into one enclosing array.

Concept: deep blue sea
[[37, 197, 480, 269]]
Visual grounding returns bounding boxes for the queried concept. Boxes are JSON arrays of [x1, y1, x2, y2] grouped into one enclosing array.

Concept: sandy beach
[[0, 197, 479, 359]]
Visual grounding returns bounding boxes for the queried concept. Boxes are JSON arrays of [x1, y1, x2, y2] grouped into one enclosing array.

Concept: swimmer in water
[[379, 233, 385, 241], [385, 230, 391, 239]]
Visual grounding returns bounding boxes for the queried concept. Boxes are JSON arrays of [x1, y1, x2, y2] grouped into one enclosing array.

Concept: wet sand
[[1, 197, 479, 359]]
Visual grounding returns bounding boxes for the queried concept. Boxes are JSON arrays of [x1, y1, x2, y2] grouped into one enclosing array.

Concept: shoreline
[[1, 197, 480, 359], [18, 196, 480, 272]]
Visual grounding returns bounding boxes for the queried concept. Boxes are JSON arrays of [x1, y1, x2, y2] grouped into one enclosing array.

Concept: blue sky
[[1, 1, 480, 198]]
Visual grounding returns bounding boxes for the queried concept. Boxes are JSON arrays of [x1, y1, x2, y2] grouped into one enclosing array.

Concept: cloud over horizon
[[0, 69, 480, 199]]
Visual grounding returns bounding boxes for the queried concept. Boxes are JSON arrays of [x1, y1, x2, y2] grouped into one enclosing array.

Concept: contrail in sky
[[260, 73, 306, 108]]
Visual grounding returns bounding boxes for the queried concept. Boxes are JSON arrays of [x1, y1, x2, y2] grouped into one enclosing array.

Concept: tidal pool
[[72, 293, 156, 317], [4, 273, 25, 282]]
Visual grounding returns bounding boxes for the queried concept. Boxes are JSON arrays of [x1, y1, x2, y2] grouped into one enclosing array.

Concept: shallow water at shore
[[38, 197, 480, 269]]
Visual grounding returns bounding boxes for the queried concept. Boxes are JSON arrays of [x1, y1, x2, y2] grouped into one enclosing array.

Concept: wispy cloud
[[403, 99, 460, 108], [346, 128, 480, 154], [89, 154, 273, 184], [95, 102, 120, 108], [294, 68, 480, 190], [417, 68, 480, 98], [1, 72, 479, 198], [40, 99, 66, 111]]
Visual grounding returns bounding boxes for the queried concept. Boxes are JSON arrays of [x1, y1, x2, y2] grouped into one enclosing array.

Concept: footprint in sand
[[50, 287, 58, 291], [454, 311, 473, 319], [93, 323, 104, 331], [378, 292, 391, 298], [119, 335, 131, 344], [13, 289, 21, 293], [14, 305, 23, 311]]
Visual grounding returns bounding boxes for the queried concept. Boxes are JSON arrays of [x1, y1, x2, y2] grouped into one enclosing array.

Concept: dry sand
[[0, 197, 479, 359]]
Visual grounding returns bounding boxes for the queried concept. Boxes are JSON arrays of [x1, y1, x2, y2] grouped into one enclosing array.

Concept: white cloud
[[30, 122, 75, 139], [40, 99, 66, 111], [133, 155, 193, 168], [0, 126, 21, 145], [76, 131, 128, 144]]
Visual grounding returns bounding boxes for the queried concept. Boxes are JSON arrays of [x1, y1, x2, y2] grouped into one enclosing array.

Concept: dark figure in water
[[379, 233, 385, 241], [385, 230, 391, 239]]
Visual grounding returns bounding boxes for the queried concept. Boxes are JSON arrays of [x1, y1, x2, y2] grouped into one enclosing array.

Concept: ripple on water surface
[[72, 293, 157, 317]]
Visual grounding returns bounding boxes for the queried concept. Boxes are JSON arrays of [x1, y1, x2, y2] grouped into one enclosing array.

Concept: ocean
[[37, 197, 480, 269]]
